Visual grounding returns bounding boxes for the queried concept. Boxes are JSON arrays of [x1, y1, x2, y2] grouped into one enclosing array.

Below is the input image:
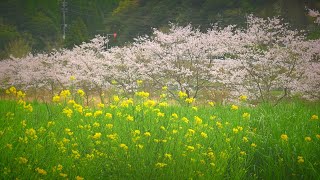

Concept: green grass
[[0, 91, 319, 179]]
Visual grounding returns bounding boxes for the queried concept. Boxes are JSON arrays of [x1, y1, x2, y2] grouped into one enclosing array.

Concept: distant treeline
[[0, 0, 319, 59]]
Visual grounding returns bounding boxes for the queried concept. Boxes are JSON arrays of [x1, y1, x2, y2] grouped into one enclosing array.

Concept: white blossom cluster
[[307, 8, 320, 24], [0, 16, 319, 102]]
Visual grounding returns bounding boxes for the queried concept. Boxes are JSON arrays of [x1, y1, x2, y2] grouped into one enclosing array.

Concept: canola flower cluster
[[0, 86, 319, 179]]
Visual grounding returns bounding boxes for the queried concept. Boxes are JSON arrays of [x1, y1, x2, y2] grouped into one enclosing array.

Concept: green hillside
[[0, 0, 319, 59]]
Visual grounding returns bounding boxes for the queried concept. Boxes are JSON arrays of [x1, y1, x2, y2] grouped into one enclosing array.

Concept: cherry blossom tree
[[229, 15, 315, 103], [1, 15, 319, 103]]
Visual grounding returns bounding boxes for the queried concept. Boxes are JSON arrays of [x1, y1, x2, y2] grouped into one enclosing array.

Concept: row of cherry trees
[[0, 15, 319, 103]]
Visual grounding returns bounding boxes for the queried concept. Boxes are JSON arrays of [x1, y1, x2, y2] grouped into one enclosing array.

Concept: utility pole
[[62, 0, 67, 40], [96, 30, 117, 49], [105, 33, 117, 49]]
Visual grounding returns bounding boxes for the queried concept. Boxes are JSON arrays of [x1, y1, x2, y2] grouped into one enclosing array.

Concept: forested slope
[[0, 0, 319, 59]]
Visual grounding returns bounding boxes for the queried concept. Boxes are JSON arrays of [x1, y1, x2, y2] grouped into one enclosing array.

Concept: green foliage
[[0, 22, 20, 52], [0, 87, 319, 179], [26, 12, 60, 50], [307, 28, 320, 40], [0, 0, 319, 58], [5, 38, 31, 58], [65, 18, 89, 48]]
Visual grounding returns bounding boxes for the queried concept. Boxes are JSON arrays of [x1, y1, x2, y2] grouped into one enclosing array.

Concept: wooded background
[[0, 0, 319, 59]]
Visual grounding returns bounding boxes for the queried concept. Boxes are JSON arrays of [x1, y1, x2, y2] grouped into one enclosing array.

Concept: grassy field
[[0, 87, 319, 179]]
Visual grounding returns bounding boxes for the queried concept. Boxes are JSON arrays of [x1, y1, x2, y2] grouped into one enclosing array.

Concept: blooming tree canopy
[[0, 15, 319, 103]]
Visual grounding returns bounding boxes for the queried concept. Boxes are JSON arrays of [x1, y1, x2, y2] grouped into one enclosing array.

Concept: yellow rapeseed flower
[[35, 167, 47, 175], [18, 157, 28, 164], [164, 153, 172, 160], [136, 91, 149, 98], [121, 99, 133, 107], [126, 115, 134, 122], [155, 162, 167, 168], [311, 115, 318, 120], [73, 104, 83, 113], [59, 173, 68, 178], [71, 150, 81, 159], [119, 143, 128, 150], [21, 120, 27, 127], [208, 101, 215, 106], [187, 146, 195, 151], [106, 124, 113, 129], [157, 112, 165, 117], [17, 90, 26, 98], [105, 113, 112, 119], [171, 113, 178, 119], [70, 76, 76, 81], [136, 144, 144, 149], [137, 79, 143, 85], [242, 137, 249, 142], [85, 112, 93, 117], [77, 89, 85, 97], [68, 100, 76, 105], [237, 126, 243, 131], [240, 151, 246, 156], [144, 100, 156, 107], [305, 136, 312, 142], [93, 110, 103, 117], [76, 176, 84, 180], [251, 143, 257, 148], [160, 93, 167, 98], [92, 132, 102, 139], [297, 156, 304, 163], [25, 128, 37, 139], [162, 86, 168, 90], [316, 134, 320, 139], [178, 91, 188, 98], [97, 103, 104, 108], [60, 90, 71, 98], [194, 116, 202, 125], [242, 112, 250, 119], [207, 152, 215, 160], [231, 104, 239, 110], [107, 133, 118, 140], [93, 122, 100, 127], [233, 128, 239, 134], [185, 97, 195, 104], [187, 129, 195, 136], [172, 129, 178, 134], [17, 99, 25, 105], [159, 102, 169, 107], [23, 103, 33, 112], [239, 95, 247, 101], [64, 128, 73, 136], [57, 164, 63, 171], [216, 121, 223, 128], [281, 134, 288, 141], [9, 86, 17, 94], [201, 132, 208, 138], [113, 95, 120, 102], [181, 117, 189, 123], [62, 107, 73, 118], [144, 132, 151, 137], [133, 130, 141, 136]]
